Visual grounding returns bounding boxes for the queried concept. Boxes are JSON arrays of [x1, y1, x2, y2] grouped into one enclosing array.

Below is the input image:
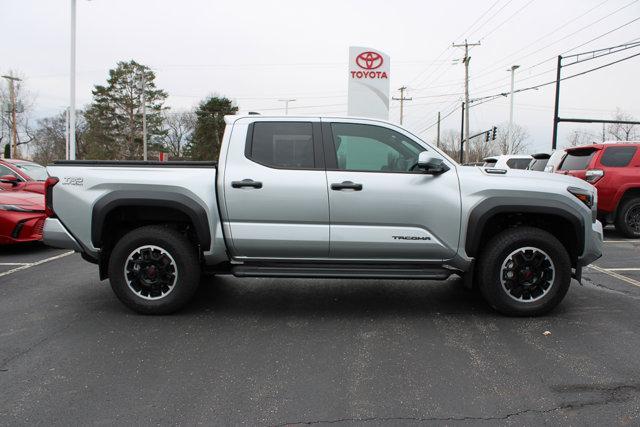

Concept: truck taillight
[[44, 176, 59, 217], [585, 169, 604, 184]]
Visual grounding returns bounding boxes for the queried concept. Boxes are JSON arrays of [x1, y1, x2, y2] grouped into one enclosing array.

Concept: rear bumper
[[43, 218, 82, 251]]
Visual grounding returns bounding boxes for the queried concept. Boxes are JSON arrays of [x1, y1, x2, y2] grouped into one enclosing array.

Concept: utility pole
[[436, 111, 441, 148], [602, 122, 606, 142], [2, 75, 21, 159], [507, 65, 520, 154], [65, 107, 70, 160], [459, 101, 465, 164], [453, 40, 480, 163], [392, 86, 412, 125], [278, 98, 296, 115], [139, 75, 147, 161], [69, 0, 77, 160]]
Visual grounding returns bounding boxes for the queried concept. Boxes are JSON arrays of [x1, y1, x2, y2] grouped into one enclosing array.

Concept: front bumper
[[43, 218, 82, 251], [578, 220, 603, 267]]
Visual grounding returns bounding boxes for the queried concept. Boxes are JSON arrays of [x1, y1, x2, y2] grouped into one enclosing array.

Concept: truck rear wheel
[[615, 197, 640, 238], [476, 227, 571, 316], [108, 225, 200, 314]]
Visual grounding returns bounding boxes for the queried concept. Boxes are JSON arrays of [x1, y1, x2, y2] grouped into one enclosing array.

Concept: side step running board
[[231, 264, 452, 280]]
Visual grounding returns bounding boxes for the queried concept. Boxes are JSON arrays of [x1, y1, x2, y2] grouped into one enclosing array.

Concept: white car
[[482, 155, 533, 170]]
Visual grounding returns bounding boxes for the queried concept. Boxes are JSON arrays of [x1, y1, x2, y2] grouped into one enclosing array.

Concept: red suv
[[556, 143, 640, 237]]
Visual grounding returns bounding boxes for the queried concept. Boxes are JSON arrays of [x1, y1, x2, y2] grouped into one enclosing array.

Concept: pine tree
[[186, 96, 238, 160], [84, 60, 167, 159]]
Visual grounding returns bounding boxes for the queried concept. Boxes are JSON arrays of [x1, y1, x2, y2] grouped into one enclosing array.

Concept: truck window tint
[[559, 149, 596, 171], [529, 158, 548, 171], [506, 158, 532, 169], [330, 123, 423, 172], [483, 159, 497, 167], [250, 122, 314, 168], [600, 146, 637, 167]]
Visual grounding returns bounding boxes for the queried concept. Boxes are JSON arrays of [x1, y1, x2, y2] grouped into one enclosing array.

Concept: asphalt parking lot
[[1, 230, 640, 426]]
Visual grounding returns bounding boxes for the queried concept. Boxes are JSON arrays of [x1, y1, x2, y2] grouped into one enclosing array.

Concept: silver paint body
[[45, 115, 603, 271]]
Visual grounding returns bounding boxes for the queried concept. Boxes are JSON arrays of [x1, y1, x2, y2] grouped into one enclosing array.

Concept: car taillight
[[44, 176, 59, 217], [585, 169, 604, 184]]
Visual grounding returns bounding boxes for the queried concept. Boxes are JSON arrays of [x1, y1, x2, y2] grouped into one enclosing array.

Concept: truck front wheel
[[476, 227, 571, 316], [108, 225, 201, 314]]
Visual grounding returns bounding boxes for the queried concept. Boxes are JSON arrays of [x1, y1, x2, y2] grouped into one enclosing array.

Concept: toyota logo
[[355, 51, 383, 70]]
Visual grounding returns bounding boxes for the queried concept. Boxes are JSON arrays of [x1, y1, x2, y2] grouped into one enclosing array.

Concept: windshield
[[14, 163, 48, 181], [559, 149, 597, 171]]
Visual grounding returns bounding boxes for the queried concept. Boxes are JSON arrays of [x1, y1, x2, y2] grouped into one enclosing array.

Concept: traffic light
[[485, 131, 490, 142], [491, 126, 497, 141]]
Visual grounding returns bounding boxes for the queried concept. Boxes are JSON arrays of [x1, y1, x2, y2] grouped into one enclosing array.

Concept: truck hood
[[458, 166, 596, 195]]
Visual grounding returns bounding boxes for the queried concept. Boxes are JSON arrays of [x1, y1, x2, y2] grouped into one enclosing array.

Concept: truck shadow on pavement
[[175, 275, 571, 318]]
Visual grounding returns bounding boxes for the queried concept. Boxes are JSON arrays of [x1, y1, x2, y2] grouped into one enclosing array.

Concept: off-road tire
[[477, 226, 572, 316], [615, 197, 640, 238], [108, 225, 200, 314]]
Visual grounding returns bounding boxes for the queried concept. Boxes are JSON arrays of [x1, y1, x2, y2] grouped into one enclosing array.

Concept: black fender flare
[[91, 190, 211, 250], [465, 197, 585, 259]]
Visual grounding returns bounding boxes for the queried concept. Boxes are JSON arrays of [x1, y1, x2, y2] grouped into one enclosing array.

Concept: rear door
[[221, 118, 330, 259], [321, 118, 460, 261]]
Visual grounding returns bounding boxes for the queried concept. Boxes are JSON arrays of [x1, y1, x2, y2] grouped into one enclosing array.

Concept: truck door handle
[[331, 181, 363, 191], [231, 179, 263, 189]]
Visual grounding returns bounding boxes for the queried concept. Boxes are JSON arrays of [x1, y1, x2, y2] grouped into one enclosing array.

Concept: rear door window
[[559, 149, 597, 171], [600, 146, 637, 167], [529, 159, 549, 171], [247, 122, 315, 169], [506, 158, 532, 169]]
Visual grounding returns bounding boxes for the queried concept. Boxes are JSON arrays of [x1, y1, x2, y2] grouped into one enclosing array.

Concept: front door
[[222, 119, 329, 259], [322, 119, 460, 261]]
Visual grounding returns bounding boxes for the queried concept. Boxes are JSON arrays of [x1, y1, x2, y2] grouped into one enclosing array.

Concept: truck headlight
[[567, 186, 597, 222]]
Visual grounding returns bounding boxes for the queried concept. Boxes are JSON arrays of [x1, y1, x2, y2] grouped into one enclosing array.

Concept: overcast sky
[[2, 0, 639, 152]]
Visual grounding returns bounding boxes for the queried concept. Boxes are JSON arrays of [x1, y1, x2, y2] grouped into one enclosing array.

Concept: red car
[[556, 142, 640, 237], [0, 159, 48, 194], [0, 189, 46, 244]]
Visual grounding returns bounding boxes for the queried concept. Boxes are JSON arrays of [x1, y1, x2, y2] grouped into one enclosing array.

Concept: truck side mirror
[[0, 175, 18, 186], [417, 152, 449, 175]]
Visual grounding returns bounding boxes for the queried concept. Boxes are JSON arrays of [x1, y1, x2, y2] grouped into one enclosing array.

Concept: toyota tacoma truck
[[43, 116, 603, 316]]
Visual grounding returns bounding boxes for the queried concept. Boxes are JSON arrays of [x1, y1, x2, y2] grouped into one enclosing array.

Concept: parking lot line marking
[[0, 251, 74, 278], [0, 263, 30, 266], [606, 268, 640, 271], [604, 240, 637, 243], [589, 265, 640, 288]]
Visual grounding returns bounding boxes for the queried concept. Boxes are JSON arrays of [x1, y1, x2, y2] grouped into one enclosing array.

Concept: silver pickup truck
[[43, 115, 603, 316]]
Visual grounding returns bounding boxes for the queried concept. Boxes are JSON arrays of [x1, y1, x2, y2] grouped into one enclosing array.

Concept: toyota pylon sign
[[348, 46, 390, 120]]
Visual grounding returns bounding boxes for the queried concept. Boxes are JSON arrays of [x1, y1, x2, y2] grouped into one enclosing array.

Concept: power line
[[472, 38, 640, 96], [472, 0, 640, 83], [478, 0, 536, 41], [413, 48, 640, 136]]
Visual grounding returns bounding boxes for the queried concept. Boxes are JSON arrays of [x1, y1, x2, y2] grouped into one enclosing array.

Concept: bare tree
[[607, 108, 639, 141], [433, 129, 461, 160], [0, 71, 36, 157], [158, 111, 195, 158], [495, 123, 529, 155], [565, 129, 599, 147], [31, 111, 88, 164]]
